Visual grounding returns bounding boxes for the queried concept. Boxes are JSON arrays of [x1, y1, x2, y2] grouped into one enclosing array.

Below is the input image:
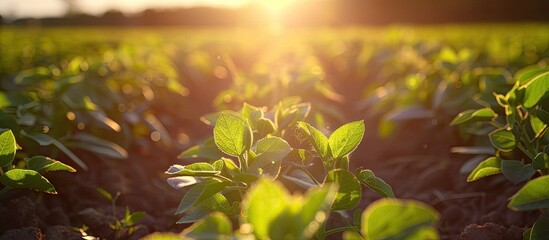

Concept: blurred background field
[[1, 0, 549, 239]]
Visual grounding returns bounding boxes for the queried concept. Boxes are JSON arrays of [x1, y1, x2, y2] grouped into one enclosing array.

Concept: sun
[[256, 0, 294, 15]]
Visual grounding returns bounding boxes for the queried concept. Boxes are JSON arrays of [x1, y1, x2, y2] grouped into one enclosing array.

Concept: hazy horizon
[[0, 0, 253, 19]]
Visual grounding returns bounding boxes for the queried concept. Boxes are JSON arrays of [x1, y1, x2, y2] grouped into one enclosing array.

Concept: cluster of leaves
[[0, 37, 187, 170], [451, 65, 549, 238], [0, 129, 75, 195], [163, 101, 438, 239]]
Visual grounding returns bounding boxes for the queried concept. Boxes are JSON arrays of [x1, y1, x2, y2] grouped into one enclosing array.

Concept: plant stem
[[239, 154, 248, 172]]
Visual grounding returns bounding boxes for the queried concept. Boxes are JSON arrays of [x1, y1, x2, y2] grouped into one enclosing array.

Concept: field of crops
[[1, 24, 548, 240]]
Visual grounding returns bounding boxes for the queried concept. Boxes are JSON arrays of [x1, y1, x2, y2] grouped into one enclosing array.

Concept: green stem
[[302, 168, 321, 186], [239, 154, 248, 172]]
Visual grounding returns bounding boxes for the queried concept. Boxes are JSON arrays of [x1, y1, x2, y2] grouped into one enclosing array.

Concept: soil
[[0, 114, 539, 240]]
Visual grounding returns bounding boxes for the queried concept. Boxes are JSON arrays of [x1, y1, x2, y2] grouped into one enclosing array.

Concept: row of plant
[[0, 26, 548, 239]]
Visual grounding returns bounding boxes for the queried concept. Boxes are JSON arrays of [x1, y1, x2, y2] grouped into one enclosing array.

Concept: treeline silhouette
[[2, 0, 548, 27]]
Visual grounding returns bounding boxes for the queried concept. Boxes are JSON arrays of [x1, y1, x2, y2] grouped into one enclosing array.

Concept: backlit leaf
[[213, 113, 252, 157], [450, 108, 497, 126], [0, 129, 17, 167], [358, 169, 395, 198], [329, 120, 365, 158], [520, 71, 549, 108], [489, 128, 516, 151], [0, 169, 56, 194], [362, 199, 439, 240], [324, 169, 361, 211], [467, 157, 502, 182], [508, 175, 549, 211], [26, 156, 76, 173]]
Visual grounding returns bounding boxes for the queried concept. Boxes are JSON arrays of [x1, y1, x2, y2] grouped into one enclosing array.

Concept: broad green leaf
[[450, 108, 497, 126], [508, 175, 549, 211], [242, 178, 292, 240], [175, 179, 231, 215], [329, 120, 365, 158], [362, 199, 439, 240], [248, 151, 287, 178], [177, 193, 238, 224], [181, 212, 232, 238], [357, 169, 395, 198], [293, 184, 337, 239], [165, 163, 220, 177], [26, 156, 76, 173], [0, 169, 56, 194], [324, 169, 361, 211], [178, 137, 222, 160], [255, 136, 291, 154], [489, 128, 516, 151], [515, 65, 549, 84], [0, 129, 17, 167], [298, 122, 329, 158], [532, 153, 549, 171], [530, 112, 547, 139], [520, 71, 549, 108], [213, 113, 252, 157], [467, 157, 502, 182], [530, 212, 549, 239], [256, 118, 276, 137], [501, 160, 535, 185]]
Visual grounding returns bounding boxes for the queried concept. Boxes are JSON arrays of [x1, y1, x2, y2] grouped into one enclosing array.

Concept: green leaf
[[530, 212, 549, 239], [125, 211, 146, 226], [255, 136, 292, 154], [213, 113, 252, 157], [520, 71, 549, 108], [20, 131, 54, 146], [298, 122, 329, 158], [26, 156, 76, 173], [467, 157, 502, 182], [489, 128, 516, 152], [181, 212, 233, 238], [248, 151, 286, 178], [178, 137, 222, 160], [177, 193, 238, 224], [357, 169, 395, 198], [293, 184, 337, 239], [450, 108, 497, 126], [501, 160, 535, 185], [362, 199, 439, 240], [324, 169, 361, 211], [508, 175, 549, 211], [175, 179, 231, 215], [532, 153, 549, 171], [515, 65, 549, 84], [96, 187, 113, 201], [0, 129, 17, 167], [242, 178, 292, 240], [165, 163, 220, 177], [329, 120, 365, 158], [0, 169, 56, 194], [530, 112, 547, 139]]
